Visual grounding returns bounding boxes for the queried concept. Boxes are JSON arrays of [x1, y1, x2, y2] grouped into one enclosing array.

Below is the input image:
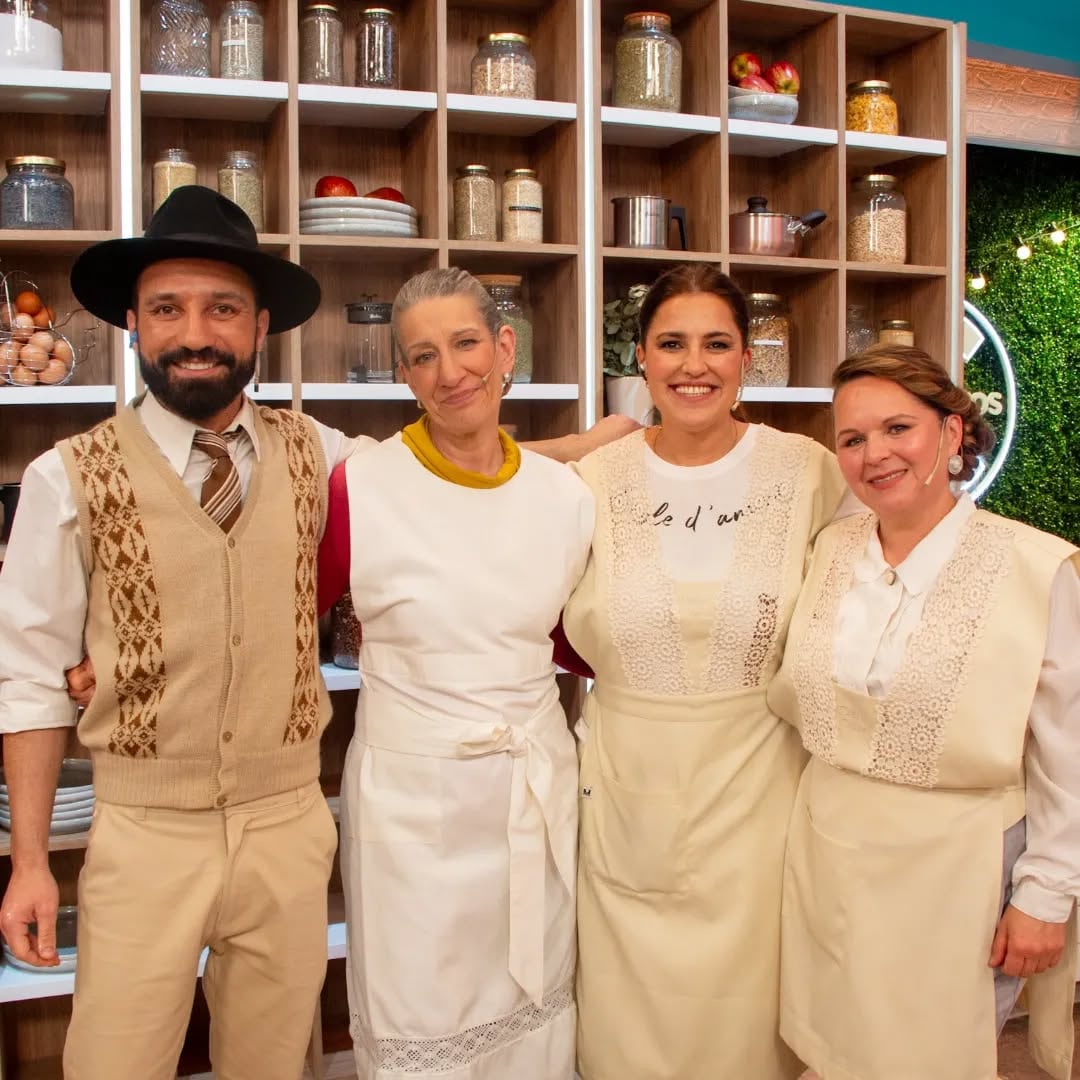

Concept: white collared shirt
[[834, 494, 1080, 921], [0, 393, 374, 736]]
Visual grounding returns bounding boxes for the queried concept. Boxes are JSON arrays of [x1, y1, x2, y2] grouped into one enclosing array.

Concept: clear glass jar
[[217, 149, 263, 231], [848, 173, 907, 264], [502, 168, 542, 243], [453, 164, 496, 242], [330, 591, 361, 668], [300, 2, 343, 85], [218, 0, 263, 80], [149, 0, 211, 77], [470, 33, 535, 99], [152, 147, 196, 214], [356, 7, 398, 89], [878, 319, 915, 347], [846, 303, 876, 356], [1, 157, 73, 229], [475, 273, 532, 383], [846, 79, 899, 135], [746, 292, 790, 387], [345, 300, 394, 383], [0, 0, 63, 70], [613, 11, 682, 112]]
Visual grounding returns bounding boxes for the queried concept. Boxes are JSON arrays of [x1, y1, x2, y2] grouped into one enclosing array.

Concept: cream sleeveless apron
[[564, 427, 845, 1080], [769, 510, 1078, 1080], [341, 439, 593, 1079]]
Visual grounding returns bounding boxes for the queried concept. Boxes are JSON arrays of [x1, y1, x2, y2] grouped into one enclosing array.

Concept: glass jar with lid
[[149, 0, 211, 76], [502, 168, 542, 243], [470, 33, 536, 99], [1, 157, 73, 229], [345, 300, 394, 383], [453, 165, 496, 242], [878, 319, 915, 347], [848, 173, 907, 264], [612, 11, 682, 112], [846, 303, 876, 356], [300, 2, 343, 85], [356, 7, 398, 88], [745, 292, 790, 387], [475, 274, 532, 383], [0, 0, 63, 70], [152, 147, 197, 213], [217, 149, 263, 231], [218, 0, 263, 79], [846, 80, 899, 135]]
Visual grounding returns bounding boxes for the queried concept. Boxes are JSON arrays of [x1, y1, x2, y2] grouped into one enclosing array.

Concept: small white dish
[[300, 221, 420, 237], [728, 84, 799, 124], [300, 206, 416, 223], [300, 196, 418, 217]]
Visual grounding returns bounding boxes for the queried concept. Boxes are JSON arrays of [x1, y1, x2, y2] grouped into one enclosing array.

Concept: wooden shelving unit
[[0, 0, 963, 1073]]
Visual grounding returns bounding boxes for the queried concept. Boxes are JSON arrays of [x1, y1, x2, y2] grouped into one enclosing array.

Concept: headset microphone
[[919, 421, 947, 487]]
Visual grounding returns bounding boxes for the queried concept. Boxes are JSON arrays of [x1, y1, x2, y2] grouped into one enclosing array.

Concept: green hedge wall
[[964, 146, 1080, 543]]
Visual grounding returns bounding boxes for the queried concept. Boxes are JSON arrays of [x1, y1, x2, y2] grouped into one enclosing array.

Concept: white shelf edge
[[0, 386, 117, 405], [600, 106, 720, 147], [247, 382, 293, 402], [298, 85, 436, 109], [301, 383, 579, 402], [728, 119, 838, 156], [844, 131, 947, 157], [0, 70, 111, 114], [140, 73, 288, 102], [446, 94, 576, 121], [742, 386, 833, 403], [321, 662, 361, 692]]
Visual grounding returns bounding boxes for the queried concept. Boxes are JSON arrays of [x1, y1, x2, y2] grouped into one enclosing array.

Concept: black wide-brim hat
[[70, 185, 321, 334]]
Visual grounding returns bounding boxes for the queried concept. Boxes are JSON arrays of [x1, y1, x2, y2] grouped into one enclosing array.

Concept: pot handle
[[791, 209, 827, 235], [669, 205, 688, 250]]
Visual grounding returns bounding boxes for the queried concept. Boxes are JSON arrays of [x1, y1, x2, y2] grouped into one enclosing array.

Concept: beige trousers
[[63, 782, 338, 1080]]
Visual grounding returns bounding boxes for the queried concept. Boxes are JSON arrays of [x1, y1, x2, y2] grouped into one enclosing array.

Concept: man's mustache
[[156, 347, 237, 370]]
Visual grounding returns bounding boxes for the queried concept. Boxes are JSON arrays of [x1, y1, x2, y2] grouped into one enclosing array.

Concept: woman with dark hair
[[564, 263, 847, 1079], [769, 345, 1079, 1080]]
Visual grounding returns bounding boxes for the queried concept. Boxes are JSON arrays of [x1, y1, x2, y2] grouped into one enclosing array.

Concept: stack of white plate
[[300, 196, 420, 237], [0, 758, 94, 835]]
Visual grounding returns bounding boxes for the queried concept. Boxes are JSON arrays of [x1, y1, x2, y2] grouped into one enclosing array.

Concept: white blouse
[[834, 494, 1080, 922]]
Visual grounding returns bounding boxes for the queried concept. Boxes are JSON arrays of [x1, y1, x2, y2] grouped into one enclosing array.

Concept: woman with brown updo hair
[[768, 345, 1080, 1080], [563, 263, 846, 1078]]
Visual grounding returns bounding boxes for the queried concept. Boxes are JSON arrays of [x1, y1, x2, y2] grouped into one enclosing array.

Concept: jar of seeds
[[470, 33, 536, 99], [846, 80, 899, 135], [218, 0, 263, 80], [475, 274, 532, 383], [300, 2, 344, 85], [148, 0, 211, 76], [846, 303, 876, 356], [745, 292, 790, 387], [152, 147, 196, 213], [848, 173, 907, 264], [613, 11, 681, 112], [218, 149, 263, 231], [0, 0, 64, 70], [356, 7, 398, 89], [0, 157, 73, 229], [502, 168, 542, 243], [878, 319, 915, 347], [453, 165, 496, 241]]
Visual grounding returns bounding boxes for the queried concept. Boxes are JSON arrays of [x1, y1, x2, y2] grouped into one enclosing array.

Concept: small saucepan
[[729, 196, 827, 257]]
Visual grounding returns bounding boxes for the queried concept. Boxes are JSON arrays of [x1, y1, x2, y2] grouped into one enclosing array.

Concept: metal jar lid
[[853, 173, 898, 185], [345, 301, 392, 323], [624, 12, 673, 30], [6, 156, 66, 170], [747, 292, 784, 303], [362, 7, 394, 15], [484, 32, 530, 45], [504, 168, 538, 179], [847, 79, 892, 94], [880, 319, 913, 330], [474, 273, 523, 288], [457, 164, 492, 177], [305, 3, 340, 12]]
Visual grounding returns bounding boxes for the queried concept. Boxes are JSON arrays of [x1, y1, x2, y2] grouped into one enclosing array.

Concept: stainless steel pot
[[612, 195, 687, 250], [729, 196, 826, 256]]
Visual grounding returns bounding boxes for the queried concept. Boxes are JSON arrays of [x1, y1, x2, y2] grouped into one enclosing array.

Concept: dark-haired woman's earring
[[501, 372, 513, 395], [947, 454, 964, 476], [731, 383, 743, 412]]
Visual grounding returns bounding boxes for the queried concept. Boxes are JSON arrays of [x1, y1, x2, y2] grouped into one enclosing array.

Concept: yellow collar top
[[400, 415, 520, 489]]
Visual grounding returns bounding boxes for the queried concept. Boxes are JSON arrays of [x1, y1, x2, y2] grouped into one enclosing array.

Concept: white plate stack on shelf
[[728, 84, 799, 124], [0, 758, 94, 836], [300, 196, 420, 237]]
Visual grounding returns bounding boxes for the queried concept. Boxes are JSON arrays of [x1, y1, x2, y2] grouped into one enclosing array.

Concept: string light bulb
[[969, 271, 987, 291], [1015, 238, 1032, 261], [1049, 224, 1066, 245]]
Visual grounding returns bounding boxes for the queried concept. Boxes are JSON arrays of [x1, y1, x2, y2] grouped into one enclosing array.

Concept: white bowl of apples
[[728, 54, 800, 125]]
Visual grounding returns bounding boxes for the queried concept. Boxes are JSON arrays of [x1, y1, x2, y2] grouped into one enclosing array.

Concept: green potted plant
[[603, 283, 655, 424]]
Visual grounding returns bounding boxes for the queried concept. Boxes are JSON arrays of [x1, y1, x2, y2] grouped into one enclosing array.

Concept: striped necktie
[[192, 430, 242, 532]]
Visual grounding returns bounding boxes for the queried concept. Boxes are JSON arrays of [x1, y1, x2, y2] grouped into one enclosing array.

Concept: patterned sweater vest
[[56, 403, 330, 810]]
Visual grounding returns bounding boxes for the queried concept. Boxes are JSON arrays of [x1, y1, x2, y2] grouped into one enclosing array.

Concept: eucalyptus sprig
[[602, 283, 648, 377]]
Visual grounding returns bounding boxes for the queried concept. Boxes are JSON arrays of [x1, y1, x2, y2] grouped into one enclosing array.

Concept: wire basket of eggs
[[0, 269, 96, 388]]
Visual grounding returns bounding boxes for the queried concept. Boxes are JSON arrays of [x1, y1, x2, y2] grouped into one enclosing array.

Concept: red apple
[[738, 74, 775, 93], [315, 175, 358, 198], [729, 51, 763, 83], [363, 186, 406, 203], [766, 60, 800, 94]]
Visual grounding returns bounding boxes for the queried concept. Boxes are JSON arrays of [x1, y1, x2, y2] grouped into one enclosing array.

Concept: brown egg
[[19, 344, 50, 371], [10, 365, 37, 385], [0, 342, 20, 366], [51, 338, 74, 366], [37, 358, 70, 384], [28, 330, 55, 352], [12, 313, 35, 341], [32, 306, 55, 329], [14, 290, 43, 316]]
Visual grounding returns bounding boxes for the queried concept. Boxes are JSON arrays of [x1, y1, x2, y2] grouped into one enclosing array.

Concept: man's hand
[[988, 903, 1067, 978], [0, 867, 60, 967], [65, 656, 95, 709]]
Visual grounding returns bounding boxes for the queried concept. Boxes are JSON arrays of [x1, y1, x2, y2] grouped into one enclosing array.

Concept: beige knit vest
[[56, 403, 330, 810]]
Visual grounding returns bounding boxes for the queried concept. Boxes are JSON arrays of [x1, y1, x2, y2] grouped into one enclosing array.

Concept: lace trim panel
[[353, 980, 574, 1073]]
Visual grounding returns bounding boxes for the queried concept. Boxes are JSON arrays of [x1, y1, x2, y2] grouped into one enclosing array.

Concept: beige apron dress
[[564, 427, 845, 1080], [769, 510, 1078, 1080]]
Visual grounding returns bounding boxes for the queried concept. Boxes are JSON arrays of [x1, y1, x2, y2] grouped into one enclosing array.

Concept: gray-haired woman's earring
[[501, 372, 513, 395], [947, 453, 964, 476]]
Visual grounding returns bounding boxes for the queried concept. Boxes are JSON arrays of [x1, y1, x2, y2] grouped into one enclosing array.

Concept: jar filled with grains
[[0, 156, 73, 229], [356, 7, 398, 89], [218, 0, 263, 80], [453, 165, 496, 242], [846, 303, 876, 356], [878, 319, 915, 347], [470, 33, 536, 99], [0, 0, 64, 70], [502, 168, 543, 243], [475, 274, 533, 383], [612, 11, 682, 112], [149, 0, 211, 77], [300, 2, 344, 85], [331, 591, 361, 668], [846, 80, 899, 136], [218, 149, 263, 231], [848, 173, 907, 264], [152, 147, 197, 214], [745, 292, 790, 387]]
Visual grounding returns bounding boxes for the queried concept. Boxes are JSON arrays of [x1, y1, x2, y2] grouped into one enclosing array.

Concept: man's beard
[[139, 346, 256, 423]]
